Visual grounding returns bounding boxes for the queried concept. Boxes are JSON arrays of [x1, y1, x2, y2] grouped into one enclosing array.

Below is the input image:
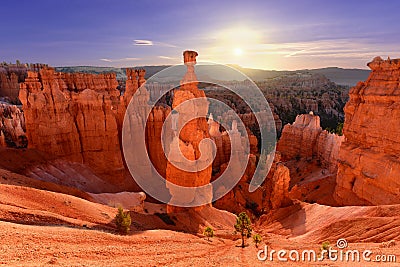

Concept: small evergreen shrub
[[115, 207, 131, 234], [203, 226, 214, 241], [253, 233, 262, 248]]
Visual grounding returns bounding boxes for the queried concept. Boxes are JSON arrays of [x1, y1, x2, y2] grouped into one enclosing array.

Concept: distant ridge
[[55, 65, 370, 87], [306, 67, 370, 86]]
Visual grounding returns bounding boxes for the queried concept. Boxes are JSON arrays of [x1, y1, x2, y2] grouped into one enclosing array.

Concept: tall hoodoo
[[166, 51, 214, 213], [335, 57, 400, 205]]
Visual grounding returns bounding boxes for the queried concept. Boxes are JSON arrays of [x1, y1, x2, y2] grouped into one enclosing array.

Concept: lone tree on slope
[[253, 233, 262, 248], [203, 226, 214, 241], [234, 212, 252, 248], [115, 207, 131, 234]]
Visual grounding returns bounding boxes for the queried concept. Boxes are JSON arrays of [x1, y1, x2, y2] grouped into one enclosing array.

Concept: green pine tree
[[115, 207, 131, 234], [234, 212, 252, 248], [203, 226, 214, 241], [253, 233, 262, 248]]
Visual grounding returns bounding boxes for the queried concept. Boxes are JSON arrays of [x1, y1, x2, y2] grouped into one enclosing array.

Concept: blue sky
[[1, 0, 399, 70]]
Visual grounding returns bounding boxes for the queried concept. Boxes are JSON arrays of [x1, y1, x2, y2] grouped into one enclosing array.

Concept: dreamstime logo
[[122, 59, 276, 207], [257, 238, 397, 263], [336, 238, 348, 249]]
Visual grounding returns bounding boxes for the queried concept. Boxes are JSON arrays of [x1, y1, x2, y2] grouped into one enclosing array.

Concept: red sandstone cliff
[[0, 64, 30, 101], [19, 68, 130, 187], [335, 57, 400, 205], [0, 72, 19, 100], [277, 113, 344, 173]]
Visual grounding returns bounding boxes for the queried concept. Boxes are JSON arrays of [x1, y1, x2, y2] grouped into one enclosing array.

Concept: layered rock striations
[[335, 57, 400, 205], [19, 67, 132, 186], [277, 113, 344, 173]]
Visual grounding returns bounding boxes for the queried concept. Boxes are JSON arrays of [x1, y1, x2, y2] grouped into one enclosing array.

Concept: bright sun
[[234, 48, 243, 56]]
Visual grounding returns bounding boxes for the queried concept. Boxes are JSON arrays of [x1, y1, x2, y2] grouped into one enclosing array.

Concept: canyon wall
[[0, 64, 49, 101], [277, 113, 344, 173], [0, 72, 19, 100], [0, 65, 25, 101], [19, 67, 136, 187], [335, 57, 400, 205]]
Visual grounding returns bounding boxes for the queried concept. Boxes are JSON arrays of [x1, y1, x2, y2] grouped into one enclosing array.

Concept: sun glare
[[204, 25, 272, 68], [234, 48, 243, 56]]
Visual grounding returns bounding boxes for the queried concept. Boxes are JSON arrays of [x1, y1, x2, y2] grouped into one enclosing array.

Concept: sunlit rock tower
[[166, 51, 213, 213]]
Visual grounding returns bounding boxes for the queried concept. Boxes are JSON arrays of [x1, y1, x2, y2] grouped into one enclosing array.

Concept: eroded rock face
[[0, 103, 26, 148], [213, 152, 291, 215], [0, 73, 19, 100], [316, 130, 344, 173], [277, 113, 344, 173], [19, 68, 128, 186], [0, 65, 28, 101], [208, 114, 258, 173], [335, 57, 400, 205], [124, 69, 145, 107], [146, 105, 171, 178]]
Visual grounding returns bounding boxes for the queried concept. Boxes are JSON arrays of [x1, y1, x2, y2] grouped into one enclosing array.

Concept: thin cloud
[[134, 39, 153, 46], [99, 57, 140, 63], [241, 38, 399, 60], [158, 56, 174, 60], [284, 49, 313, 58], [133, 39, 176, 47], [156, 42, 177, 48]]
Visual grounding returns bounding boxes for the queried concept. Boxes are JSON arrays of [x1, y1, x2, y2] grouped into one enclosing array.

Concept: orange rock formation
[[19, 67, 134, 187], [214, 151, 291, 214], [165, 51, 213, 213], [0, 64, 27, 100], [277, 113, 344, 173], [0, 103, 26, 147], [335, 57, 400, 205]]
